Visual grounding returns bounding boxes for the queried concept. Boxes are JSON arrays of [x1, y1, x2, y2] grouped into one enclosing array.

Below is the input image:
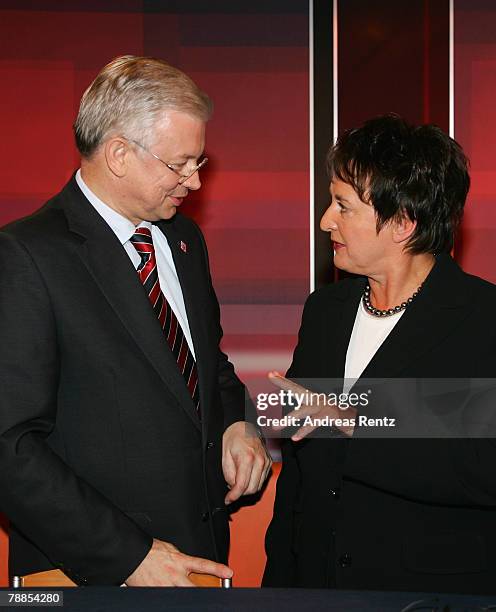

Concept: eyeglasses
[[125, 138, 208, 184]]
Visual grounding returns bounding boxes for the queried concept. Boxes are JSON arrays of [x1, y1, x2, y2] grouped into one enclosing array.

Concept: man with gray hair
[[0, 56, 271, 586]]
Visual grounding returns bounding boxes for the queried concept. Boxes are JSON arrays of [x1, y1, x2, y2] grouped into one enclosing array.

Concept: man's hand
[[222, 421, 272, 504], [125, 538, 233, 586], [268, 371, 356, 441]]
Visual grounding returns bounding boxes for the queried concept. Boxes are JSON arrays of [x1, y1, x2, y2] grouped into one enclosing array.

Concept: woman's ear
[[392, 213, 416, 244]]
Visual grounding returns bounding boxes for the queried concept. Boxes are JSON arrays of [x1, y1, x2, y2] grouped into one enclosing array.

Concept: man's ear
[[104, 137, 130, 177], [392, 213, 416, 244]]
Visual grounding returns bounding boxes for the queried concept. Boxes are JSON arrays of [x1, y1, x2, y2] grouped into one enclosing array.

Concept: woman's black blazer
[[263, 254, 496, 594]]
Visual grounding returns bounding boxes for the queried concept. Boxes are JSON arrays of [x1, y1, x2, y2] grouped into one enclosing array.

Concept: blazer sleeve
[[344, 338, 496, 508], [263, 293, 320, 586], [344, 404, 496, 507], [262, 439, 300, 586], [0, 232, 152, 585]]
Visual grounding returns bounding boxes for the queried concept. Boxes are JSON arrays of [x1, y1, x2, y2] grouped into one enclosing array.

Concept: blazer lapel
[[55, 179, 201, 430], [360, 254, 473, 379], [156, 219, 213, 428], [326, 279, 365, 379]]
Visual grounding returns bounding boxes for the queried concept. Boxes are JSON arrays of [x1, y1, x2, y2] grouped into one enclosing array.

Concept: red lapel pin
[[180, 240, 188, 253]]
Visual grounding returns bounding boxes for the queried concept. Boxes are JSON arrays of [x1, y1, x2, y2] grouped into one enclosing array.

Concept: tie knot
[[130, 227, 155, 271], [130, 227, 154, 252]]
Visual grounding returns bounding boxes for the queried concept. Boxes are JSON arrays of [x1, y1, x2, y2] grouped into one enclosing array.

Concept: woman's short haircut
[[327, 114, 470, 254], [74, 55, 213, 158]]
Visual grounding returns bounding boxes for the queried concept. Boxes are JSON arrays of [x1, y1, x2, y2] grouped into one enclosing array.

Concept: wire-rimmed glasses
[[124, 137, 208, 184]]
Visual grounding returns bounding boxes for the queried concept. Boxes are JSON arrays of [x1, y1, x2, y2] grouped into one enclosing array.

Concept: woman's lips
[[333, 241, 345, 250]]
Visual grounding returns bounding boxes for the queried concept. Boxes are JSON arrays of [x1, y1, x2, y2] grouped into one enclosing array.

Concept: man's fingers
[[245, 448, 272, 494], [222, 451, 237, 487], [257, 457, 273, 491], [244, 453, 266, 494], [125, 538, 232, 587], [222, 421, 272, 502], [225, 454, 252, 503], [187, 555, 233, 579]]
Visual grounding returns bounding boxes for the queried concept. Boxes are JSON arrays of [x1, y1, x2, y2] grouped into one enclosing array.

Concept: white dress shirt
[[75, 170, 195, 358]]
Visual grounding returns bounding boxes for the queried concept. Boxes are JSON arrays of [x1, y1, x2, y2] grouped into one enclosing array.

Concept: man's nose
[[181, 170, 201, 191]]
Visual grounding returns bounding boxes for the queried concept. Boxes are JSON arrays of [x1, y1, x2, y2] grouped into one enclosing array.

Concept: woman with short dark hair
[[263, 115, 496, 594]]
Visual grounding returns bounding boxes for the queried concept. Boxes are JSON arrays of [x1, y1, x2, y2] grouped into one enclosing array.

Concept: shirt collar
[[75, 169, 151, 243]]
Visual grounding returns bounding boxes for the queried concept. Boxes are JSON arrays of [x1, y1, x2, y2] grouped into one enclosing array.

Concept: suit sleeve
[[0, 232, 152, 585], [193, 223, 248, 430]]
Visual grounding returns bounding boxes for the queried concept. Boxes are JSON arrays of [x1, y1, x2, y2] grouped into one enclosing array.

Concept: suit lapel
[[55, 179, 201, 430]]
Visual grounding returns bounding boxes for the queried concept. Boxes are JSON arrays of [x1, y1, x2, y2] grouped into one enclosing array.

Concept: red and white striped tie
[[130, 227, 200, 413]]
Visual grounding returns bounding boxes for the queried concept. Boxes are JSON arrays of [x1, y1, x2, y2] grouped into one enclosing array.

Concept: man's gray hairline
[[85, 104, 209, 158]]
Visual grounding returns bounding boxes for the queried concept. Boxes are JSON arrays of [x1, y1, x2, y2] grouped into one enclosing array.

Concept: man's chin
[[157, 205, 178, 221]]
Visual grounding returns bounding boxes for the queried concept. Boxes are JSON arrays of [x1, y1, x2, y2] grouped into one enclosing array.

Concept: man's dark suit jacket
[[0, 177, 246, 585], [263, 254, 496, 594]]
